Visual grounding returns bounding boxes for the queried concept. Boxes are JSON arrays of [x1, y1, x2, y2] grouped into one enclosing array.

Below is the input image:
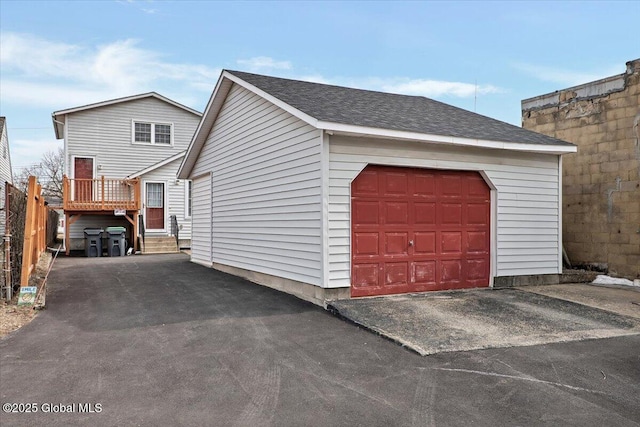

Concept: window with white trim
[[185, 180, 192, 218], [132, 121, 173, 145], [146, 183, 164, 208]]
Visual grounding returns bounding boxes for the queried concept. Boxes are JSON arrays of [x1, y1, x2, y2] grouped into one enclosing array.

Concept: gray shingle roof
[[227, 70, 573, 147]]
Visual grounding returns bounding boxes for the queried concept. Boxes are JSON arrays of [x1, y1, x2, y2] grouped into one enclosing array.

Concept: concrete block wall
[[522, 59, 640, 279]]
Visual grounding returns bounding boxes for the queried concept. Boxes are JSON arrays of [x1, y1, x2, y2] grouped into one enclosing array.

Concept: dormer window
[[132, 121, 173, 145]]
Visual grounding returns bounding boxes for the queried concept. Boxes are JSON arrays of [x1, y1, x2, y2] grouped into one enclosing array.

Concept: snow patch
[[592, 275, 639, 287]]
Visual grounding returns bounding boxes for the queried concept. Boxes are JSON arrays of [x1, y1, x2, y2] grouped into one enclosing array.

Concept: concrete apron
[[328, 286, 640, 356]]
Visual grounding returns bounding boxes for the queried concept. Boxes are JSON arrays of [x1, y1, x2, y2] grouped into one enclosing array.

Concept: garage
[[351, 165, 490, 297], [178, 70, 576, 306]]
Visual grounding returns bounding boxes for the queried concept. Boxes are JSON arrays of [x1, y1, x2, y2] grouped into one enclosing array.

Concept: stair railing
[[170, 215, 179, 249], [138, 214, 145, 252]]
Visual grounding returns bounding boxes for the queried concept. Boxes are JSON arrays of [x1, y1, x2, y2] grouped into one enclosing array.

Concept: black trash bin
[[84, 228, 104, 257], [105, 226, 127, 257]]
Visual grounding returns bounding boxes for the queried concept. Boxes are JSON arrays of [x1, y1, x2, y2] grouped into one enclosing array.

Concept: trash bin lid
[[105, 226, 127, 233], [83, 228, 104, 235]]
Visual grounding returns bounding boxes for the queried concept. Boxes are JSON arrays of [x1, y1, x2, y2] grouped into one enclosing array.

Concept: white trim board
[[128, 151, 186, 178]]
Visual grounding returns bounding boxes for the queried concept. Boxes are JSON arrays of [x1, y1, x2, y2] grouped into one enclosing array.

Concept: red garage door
[[351, 165, 490, 297]]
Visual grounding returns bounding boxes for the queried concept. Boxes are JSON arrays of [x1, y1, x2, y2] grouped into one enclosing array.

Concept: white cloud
[[11, 137, 63, 171], [0, 32, 220, 108], [236, 56, 292, 73], [116, 0, 159, 15], [512, 62, 623, 87], [1, 32, 506, 170], [314, 76, 502, 99], [375, 78, 501, 98]]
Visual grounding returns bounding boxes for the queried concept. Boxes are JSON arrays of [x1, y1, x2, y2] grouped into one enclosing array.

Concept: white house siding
[[65, 97, 199, 178], [190, 84, 323, 286], [0, 122, 13, 233], [191, 174, 211, 266], [139, 157, 191, 242], [64, 97, 200, 244], [328, 136, 561, 288]]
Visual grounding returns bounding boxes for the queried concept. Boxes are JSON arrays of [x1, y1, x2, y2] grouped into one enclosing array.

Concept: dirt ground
[[0, 298, 37, 337], [0, 251, 53, 338]]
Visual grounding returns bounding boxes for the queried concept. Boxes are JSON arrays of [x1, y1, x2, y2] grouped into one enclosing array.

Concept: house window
[[147, 183, 164, 208], [155, 124, 171, 144], [134, 123, 152, 142], [132, 121, 173, 145], [185, 180, 192, 218]]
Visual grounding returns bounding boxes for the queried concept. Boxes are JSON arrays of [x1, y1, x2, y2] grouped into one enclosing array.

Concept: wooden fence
[[20, 176, 47, 287]]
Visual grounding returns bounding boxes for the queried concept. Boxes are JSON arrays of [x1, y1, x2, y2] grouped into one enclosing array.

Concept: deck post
[[133, 211, 139, 252], [101, 176, 105, 210], [65, 212, 70, 255]]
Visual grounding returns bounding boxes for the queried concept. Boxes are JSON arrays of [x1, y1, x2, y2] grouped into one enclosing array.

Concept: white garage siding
[[191, 174, 212, 266], [328, 136, 561, 288], [190, 84, 324, 285]]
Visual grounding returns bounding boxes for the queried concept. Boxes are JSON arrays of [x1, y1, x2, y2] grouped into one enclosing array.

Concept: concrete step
[[143, 236, 178, 254]]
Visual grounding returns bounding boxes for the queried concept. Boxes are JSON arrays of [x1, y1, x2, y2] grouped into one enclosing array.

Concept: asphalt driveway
[[1, 254, 639, 426]]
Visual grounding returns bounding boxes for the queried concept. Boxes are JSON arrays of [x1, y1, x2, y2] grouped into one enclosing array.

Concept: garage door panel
[[441, 232, 462, 254], [384, 262, 408, 286], [466, 258, 489, 280], [440, 175, 463, 197], [440, 260, 462, 284], [442, 203, 462, 225], [467, 203, 490, 225], [415, 202, 436, 224], [353, 201, 379, 225], [385, 201, 409, 225], [468, 176, 490, 196], [412, 261, 437, 285], [414, 173, 436, 196], [385, 233, 409, 255], [353, 170, 379, 195], [353, 263, 379, 287], [354, 233, 379, 256], [352, 165, 490, 297], [384, 172, 409, 196], [467, 231, 489, 253], [414, 232, 436, 254]]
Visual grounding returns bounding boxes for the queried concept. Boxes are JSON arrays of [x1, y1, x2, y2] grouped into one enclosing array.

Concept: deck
[[62, 175, 141, 254]]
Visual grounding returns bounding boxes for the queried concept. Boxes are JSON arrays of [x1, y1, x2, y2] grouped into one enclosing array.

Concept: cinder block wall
[[522, 59, 639, 278]]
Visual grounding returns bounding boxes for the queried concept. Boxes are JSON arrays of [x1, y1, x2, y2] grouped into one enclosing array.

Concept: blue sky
[[1, 0, 638, 172]]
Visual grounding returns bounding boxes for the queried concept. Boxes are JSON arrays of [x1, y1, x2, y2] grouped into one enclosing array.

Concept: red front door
[[145, 183, 165, 230], [351, 165, 490, 297], [73, 157, 94, 202]]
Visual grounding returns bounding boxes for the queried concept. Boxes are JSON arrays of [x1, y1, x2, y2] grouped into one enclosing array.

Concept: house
[[52, 93, 201, 255], [0, 116, 14, 233], [522, 58, 640, 279], [0, 117, 14, 295], [178, 71, 576, 306]]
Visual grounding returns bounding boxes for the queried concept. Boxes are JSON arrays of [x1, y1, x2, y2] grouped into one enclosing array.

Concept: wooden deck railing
[[63, 175, 141, 211]]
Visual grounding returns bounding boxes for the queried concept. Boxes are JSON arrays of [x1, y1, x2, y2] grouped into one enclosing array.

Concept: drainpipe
[[52, 117, 67, 253]]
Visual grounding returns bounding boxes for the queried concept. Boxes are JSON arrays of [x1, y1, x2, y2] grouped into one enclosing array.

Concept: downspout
[[52, 116, 67, 252]]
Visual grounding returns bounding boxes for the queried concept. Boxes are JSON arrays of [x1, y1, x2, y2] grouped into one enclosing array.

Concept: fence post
[[20, 177, 37, 287], [3, 234, 10, 301]]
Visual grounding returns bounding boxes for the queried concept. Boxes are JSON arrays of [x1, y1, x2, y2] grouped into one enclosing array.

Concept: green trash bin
[[84, 228, 104, 257], [105, 226, 127, 257]]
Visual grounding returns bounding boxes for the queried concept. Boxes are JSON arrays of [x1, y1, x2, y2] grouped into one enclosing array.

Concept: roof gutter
[[319, 122, 577, 155], [52, 115, 65, 140]]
